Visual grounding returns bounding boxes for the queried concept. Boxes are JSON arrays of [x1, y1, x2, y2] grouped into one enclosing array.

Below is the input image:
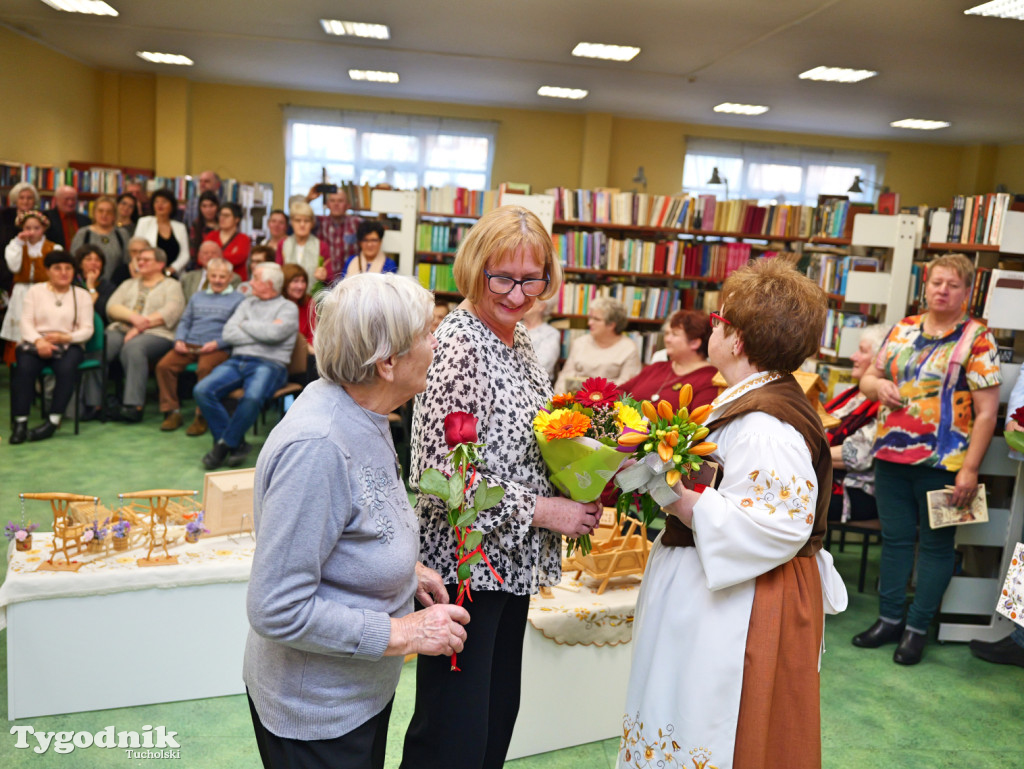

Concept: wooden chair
[[117, 489, 199, 561], [825, 518, 883, 593], [566, 512, 650, 595], [21, 492, 96, 564]]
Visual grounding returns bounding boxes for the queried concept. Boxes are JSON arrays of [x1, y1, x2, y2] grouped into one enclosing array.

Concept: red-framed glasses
[[709, 311, 732, 328]]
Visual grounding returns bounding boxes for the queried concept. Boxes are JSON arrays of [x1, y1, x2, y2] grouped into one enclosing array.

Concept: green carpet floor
[[0, 369, 1021, 768]]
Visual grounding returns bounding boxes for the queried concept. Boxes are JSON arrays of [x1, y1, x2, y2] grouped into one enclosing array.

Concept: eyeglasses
[[709, 311, 732, 328], [484, 270, 549, 297]]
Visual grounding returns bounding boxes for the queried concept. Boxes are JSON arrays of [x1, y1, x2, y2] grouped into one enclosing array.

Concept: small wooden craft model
[[564, 508, 650, 595], [21, 492, 96, 572], [115, 490, 201, 567]]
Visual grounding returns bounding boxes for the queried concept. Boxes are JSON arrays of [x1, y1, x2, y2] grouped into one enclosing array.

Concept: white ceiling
[[4, 0, 1024, 144]]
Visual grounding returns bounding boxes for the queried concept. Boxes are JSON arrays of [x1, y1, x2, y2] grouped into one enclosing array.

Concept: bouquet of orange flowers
[[533, 378, 647, 556], [613, 384, 717, 525]]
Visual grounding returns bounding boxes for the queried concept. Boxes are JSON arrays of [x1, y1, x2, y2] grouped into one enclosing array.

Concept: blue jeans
[[193, 356, 287, 448], [874, 459, 959, 632]]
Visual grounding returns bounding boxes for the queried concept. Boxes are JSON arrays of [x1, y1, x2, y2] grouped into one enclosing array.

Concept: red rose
[[1012, 405, 1024, 425], [444, 411, 479, 448]]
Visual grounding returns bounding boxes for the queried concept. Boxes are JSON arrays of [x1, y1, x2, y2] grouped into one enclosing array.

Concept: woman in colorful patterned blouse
[[853, 253, 1001, 666], [401, 206, 602, 769]]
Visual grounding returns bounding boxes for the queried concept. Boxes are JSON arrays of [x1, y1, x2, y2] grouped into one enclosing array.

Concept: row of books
[[1, 163, 126, 195], [416, 262, 458, 294], [821, 310, 867, 354], [557, 328, 664, 366], [415, 222, 473, 253], [942, 193, 1013, 246], [811, 198, 873, 240], [554, 281, 684, 321], [807, 253, 882, 296]]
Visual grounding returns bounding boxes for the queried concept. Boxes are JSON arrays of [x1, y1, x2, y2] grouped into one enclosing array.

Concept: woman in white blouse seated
[[9, 250, 93, 444], [619, 258, 846, 769], [553, 296, 640, 393]]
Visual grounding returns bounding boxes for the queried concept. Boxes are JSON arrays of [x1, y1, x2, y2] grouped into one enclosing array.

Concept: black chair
[[825, 518, 883, 593]]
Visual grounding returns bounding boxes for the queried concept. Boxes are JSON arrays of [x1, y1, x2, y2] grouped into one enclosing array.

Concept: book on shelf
[[821, 310, 867, 352], [416, 262, 458, 293], [876, 192, 900, 216], [416, 221, 472, 253], [945, 193, 1011, 246]]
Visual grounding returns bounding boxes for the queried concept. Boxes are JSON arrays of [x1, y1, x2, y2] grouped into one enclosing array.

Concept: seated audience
[[431, 298, 451, 333], [0, 182, 41, 293], [204, 202, 252, 281], [276, 201, 325, 287], [44, 185, 90, 249], [245, 244, 276, 292], [9, 251, 92, 444], [156, 256, 245, 435], [183, 170, 222, 230], [258, 209, 288, 252], [104, 246, 185, 422], [182, 241, 241, 302], [188, 190, 221, 266], [70, 195, 129, 282], [282, 263, 318, 384], [620, 309, 716, 408], [115, 192, 139, 229], [134, 189, 190, 275], [823, 324, 889, 522], [73, 244, 116, 323], [2, 211, 61, 354], [194, 262, 298, 469], [305, 186, 360, 283], [554, 297, 641, 392], [523, 297, 559, 382], [342, 220, 397, 278], [124, 178, 152, 217]]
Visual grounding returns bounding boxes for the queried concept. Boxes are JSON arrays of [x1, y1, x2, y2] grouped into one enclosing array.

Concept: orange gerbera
[[541, 410, 592, 441], [551, 392, 577, 408]]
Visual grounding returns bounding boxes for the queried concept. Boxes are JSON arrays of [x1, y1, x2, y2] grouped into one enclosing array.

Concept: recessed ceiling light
[[965, 1, 1024, 21], [890, 118, 951, 130], [348, 69, 400, 83], [136, 51, 194, 66], [713, 102, 769, 116], [799, 66, 877, 83], [538, 86, 589, 100], [320, 19, 391, 39], [39, 0, 118, 15], [571, 42, 640, 62]]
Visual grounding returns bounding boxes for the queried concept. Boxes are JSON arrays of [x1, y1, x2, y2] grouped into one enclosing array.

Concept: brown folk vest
[[13, 240, 57, 285], [662, 374, 832, 556]]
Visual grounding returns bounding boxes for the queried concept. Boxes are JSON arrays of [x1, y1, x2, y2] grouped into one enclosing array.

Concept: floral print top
[[872, 314, 1001, 471], [410, 309, 559, 595]]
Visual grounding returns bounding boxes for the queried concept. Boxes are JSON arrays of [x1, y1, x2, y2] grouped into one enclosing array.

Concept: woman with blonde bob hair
[[244, 273, 469, 769], [620, 257, 847, 769], [401, 206, 601, 769]]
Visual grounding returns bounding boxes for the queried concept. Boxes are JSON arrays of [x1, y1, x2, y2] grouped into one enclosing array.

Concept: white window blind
[[284, 107, 498, 212], [682, 137, 887, 206]]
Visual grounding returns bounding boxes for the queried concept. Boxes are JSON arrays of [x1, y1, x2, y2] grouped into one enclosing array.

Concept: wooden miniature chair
[[568, 513, 650, 595], [117, 489, 199, 563], [20, 492, 96, 565]]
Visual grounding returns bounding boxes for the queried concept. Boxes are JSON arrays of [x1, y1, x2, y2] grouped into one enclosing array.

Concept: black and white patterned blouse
[[410, 308, 559, 595]]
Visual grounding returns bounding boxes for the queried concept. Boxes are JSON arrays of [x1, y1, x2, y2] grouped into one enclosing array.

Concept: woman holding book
[[553, 296, 641, 393], [853, 253, 1001, 665], [619, 309, 717, 408]]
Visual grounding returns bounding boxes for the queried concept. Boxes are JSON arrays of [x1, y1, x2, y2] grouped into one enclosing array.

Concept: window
[[682, 138, 886, 206], [284, 107, 498, 212]]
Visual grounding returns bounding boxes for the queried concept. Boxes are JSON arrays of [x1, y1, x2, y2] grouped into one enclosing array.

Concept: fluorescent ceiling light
[[890, 118, 951, 130], [713, 102, 769, 116], [538, 86, 589, 100], [136, 51, 194, 66], [965, 1, 1024, 20], [799, 66, 877, 83], [349, 69, 400, 83], [39, 0, 118, 15], [320, 19, 391, 39], [571, 42, 640, 62]]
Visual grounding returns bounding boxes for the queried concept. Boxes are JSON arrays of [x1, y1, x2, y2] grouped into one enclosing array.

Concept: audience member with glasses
[[342, 220, 397, 279], [553, 296, 641, 393], [401, 206, 601, 769]]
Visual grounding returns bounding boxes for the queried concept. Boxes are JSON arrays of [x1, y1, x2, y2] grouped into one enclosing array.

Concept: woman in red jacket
[[204, 202, 251, 281]]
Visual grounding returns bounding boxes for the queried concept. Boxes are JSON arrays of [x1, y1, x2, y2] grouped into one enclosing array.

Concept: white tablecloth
[[527, 572, 642, 646], [0, 532, 254, 630]]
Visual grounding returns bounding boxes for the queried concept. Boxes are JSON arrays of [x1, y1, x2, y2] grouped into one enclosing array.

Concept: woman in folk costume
[[2, 210, 61, 354], [619, 257, 847, 769]]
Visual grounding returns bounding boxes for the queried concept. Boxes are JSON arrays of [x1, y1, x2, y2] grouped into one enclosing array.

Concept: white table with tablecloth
[[1, 532, 254, 719]]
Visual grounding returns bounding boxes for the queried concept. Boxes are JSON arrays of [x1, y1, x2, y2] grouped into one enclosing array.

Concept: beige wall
[[0, 27, 102, 167], [1, 26, 1019, 208]]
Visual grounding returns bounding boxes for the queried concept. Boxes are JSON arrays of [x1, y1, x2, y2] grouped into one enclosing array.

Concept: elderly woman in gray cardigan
[[243, 273, 470, 769], [104, 244, 184, 422]]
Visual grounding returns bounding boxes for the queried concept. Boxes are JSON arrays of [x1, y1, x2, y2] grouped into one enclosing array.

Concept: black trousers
[[248, 693, 393, 769], [12, 344, 84, 418], [400, 588, 531, 769]]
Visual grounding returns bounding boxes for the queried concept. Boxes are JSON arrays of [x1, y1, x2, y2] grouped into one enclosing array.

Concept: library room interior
[[3, 2, 1024, 768]]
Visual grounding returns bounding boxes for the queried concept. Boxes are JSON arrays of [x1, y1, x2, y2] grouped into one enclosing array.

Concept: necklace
[[48, 284, 70, 307], [650, 361, 688, 402], [359, 405, 402, 479]]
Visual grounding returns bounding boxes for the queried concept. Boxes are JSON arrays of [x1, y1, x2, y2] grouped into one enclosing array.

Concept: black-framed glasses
[[484, 269, 549, 297], [709, 311, 732, 328]]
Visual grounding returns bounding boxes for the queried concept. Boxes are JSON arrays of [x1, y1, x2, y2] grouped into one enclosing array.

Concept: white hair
[[7, 182, 39, 207], [314, 273, 434, 386], [253, 262, 284, 293], [859, 324, 890, 358], [205, 256, 232, 273]]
